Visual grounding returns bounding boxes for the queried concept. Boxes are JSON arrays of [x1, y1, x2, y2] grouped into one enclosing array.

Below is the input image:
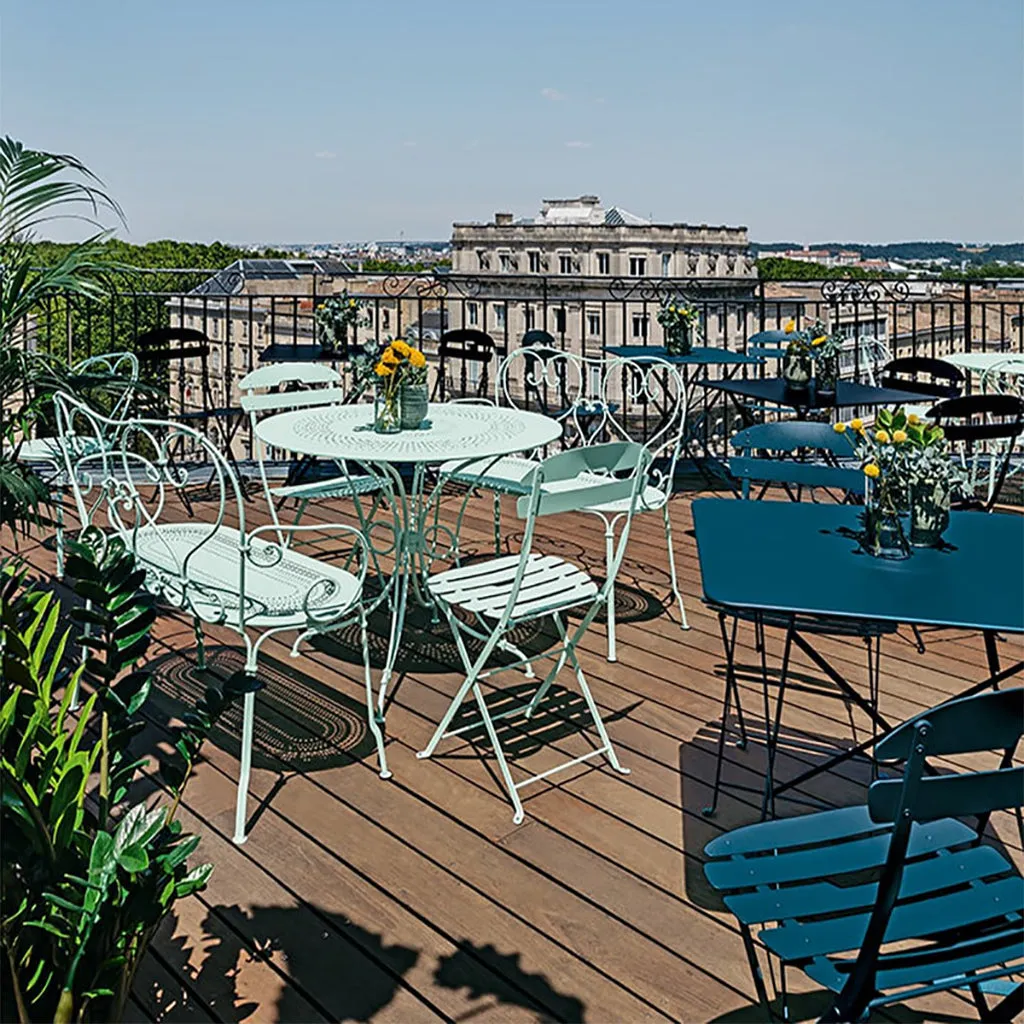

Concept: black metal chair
[[135, 326, 248, 498], [879, 355, 964, 401], [929, 393, 1024, 510], [432, 328, 496, 401], [521, 329, 556, 348]]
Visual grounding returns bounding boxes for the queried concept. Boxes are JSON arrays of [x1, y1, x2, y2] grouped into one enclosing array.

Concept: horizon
[[4, 0, 1021, 245]]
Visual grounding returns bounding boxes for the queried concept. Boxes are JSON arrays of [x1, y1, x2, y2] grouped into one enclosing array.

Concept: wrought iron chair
[[704, 687, 1023, 1024], [418, 441, 652, 823], [441, 349, 691, 661], [15, 351, 139, 574], [239, 363, 382, 530], [928, 393, 1024, 510], [54, 391, 394, 845], [432, 328, 496, 401]]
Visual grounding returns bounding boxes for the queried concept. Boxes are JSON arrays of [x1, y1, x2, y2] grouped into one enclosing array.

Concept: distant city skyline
[[3, 0, 1021, 244]]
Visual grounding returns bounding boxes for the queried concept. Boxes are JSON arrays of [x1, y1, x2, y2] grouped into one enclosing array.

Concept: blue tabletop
[[697, 376, 927, 409], [693, 499, 1024, 633], [603, 345, 761, 366]]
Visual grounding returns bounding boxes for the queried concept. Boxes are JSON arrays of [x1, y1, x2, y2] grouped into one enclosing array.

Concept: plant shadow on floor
[[139, 905, 589, 1022]]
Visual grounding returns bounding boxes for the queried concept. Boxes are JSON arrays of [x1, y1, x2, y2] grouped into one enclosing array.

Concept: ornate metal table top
[[255, 402, 561, 464]]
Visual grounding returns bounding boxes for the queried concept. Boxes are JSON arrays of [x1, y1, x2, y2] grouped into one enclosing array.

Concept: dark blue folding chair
[[729, 421, 864, 501], [704, 687, 1024, 1023]]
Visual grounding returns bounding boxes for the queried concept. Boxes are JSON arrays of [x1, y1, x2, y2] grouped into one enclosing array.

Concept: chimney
[[494, 211, 514, 225]]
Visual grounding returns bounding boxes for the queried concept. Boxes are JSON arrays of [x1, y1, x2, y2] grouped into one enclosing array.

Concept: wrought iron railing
[[11, 269, 1024, 463]]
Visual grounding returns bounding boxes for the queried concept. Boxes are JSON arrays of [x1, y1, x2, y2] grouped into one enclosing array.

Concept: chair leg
[[704, 612, 742, 817], [417, 606, 494, 759], [492, 491, 502, 555], [662, 503, 689, 630], [360, 614, 391, 779], [604, 522, 617, 662], [233, 683, 257, 846], [193, 616, 206, 671], [54, 492, 66, 577], [558, 616, 629, 777], [470, 680, 527, 824]]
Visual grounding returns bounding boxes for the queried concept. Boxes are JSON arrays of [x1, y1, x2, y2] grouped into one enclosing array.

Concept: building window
[[227, 318, 234, 338], [587, 312, 601, 336], [661, 253, 672, 277], [525, 307, 536, 329], [528, 251, 541, 273], [559, 254, 573, 275], [629, 256, 646, 277], [631, 314, 649, 339], [597, 252, 610, 274], [476, 251, 490, 271], [467, 302, 478, 326], [589, 364, 602, 398], [382, 308, 390, 330], [554, 308, 566, 333], [499, 253, 513, 272], [211, 348, 221, 373], [494, 304, 506, 329]]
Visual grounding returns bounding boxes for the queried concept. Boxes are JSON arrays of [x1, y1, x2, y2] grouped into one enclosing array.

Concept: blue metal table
[[697, 376, 928, 419], [605, 345, 762, 482], [693, 498, 1024, 812]]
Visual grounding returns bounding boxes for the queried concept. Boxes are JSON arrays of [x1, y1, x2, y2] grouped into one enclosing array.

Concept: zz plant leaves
[[1, 532, 248, 1022]]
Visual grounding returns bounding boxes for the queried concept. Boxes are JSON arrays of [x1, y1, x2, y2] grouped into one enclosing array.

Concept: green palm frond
[[0, 136, 125, 242]]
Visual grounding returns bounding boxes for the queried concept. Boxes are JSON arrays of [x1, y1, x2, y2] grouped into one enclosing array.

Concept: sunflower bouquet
[[657, 299, 701, 356], [371, 338, 429, 432]]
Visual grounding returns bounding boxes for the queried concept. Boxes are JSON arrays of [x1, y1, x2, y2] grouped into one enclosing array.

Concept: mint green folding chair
[[704, 688, 1024, 1023], [239, 363, 382, 532], [419, 441, 652, 823], [54, 391, 396, 845], [442, 348, 690, 661]]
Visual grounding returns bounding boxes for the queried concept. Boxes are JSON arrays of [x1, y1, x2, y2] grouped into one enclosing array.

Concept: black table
[[697, 377, 928, 419], [693, 499, 1024, 814], [258, 344, 349, 364]]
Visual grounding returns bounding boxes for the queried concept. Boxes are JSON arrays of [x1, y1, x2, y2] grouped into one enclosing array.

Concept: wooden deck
[[7, 482, 1022, 1024]]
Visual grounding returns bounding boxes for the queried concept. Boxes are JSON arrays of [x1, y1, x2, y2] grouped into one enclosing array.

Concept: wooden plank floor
[[5, 482, 1022, 1024]]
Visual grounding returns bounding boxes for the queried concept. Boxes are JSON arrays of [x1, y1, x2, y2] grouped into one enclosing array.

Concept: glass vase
[[863, 480, 910, 560], [399, 383, 429, 430], [909, 477, 950, 547], [782, 348, 812, 393], [815, 351, 839, 398], [665, 326, 693, 357], [373, 382, 401, 433]]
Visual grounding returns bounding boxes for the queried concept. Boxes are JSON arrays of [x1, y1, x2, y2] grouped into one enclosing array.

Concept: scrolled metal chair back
[[54, 391, 244, 611], [601, 356, 688, 500]]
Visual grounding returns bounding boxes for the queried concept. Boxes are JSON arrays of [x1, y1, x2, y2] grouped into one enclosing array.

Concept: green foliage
[[756, 257, 894, 281], [1, 532, 250, 1022]]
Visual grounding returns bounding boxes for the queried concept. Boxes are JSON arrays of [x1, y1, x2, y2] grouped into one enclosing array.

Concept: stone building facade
[[445, 196, 758, 355]]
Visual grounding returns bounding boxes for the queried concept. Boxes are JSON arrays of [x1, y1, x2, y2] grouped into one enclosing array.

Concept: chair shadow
[[438, 680, 641, 762], [140, 904, 590, 1022], [146, 645, 377, 775]]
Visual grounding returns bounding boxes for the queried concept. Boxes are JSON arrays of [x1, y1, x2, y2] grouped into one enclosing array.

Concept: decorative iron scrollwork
[[821, 278, 910, 304]]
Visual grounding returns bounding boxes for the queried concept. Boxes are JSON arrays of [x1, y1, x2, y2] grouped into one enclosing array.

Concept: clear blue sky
[[2, 0, 1021, 245]]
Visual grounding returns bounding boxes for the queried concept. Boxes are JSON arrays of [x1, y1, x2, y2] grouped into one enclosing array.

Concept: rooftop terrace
[[7, 481, 1021, 1023]]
